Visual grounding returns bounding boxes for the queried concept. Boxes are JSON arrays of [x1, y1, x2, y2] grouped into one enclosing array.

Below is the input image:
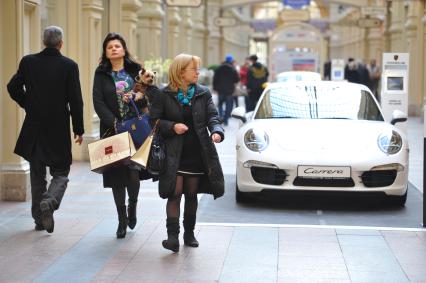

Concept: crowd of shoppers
[[212, 53, 269, 121]]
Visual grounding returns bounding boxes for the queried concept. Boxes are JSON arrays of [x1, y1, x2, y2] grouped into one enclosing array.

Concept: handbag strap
[[151, 119, 160, 135], [101, 127, 114, 139], [128, 96, 141, 118]]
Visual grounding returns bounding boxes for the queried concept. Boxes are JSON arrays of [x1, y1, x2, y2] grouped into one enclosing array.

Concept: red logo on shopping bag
[[105, 146, 113, 155]]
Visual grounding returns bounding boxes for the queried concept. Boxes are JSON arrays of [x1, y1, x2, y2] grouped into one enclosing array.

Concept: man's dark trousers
[[218, 93, 234, 126], [30, 142, 70, 225]]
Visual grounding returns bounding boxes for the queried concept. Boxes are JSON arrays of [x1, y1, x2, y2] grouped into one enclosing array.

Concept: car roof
[[265, 80, 372, 93], [276, 71, 321, 82]]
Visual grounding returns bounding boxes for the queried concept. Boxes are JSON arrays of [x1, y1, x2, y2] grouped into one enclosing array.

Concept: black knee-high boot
[[116, 205, 128, 239], [127, 199, 137, 229], [183, 213, 199, 247], [162, 217, 180, 252]]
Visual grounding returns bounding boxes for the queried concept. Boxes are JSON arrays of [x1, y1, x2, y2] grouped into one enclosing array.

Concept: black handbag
[[147, 122, 166, 175]]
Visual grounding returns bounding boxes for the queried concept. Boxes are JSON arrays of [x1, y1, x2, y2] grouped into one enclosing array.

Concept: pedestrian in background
[[150, 53, 225, 253], [239, 57, 251, 111], [344, 58, 372, 90], [92, 33, 152, 239], [213, 54, 240, 126], [367, 59, 381, 102], [247, 54, 269, 111], [7, 26, 84, 233]]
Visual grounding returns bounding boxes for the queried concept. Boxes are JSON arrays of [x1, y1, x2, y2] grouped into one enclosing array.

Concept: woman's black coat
[[92, 60, 151, 188], [149, 84, 225, 199]]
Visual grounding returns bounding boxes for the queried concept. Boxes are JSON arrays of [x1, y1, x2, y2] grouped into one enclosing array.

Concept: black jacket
[[247, 62, 269, 92], [7, 48, 84, 168], [150, 84, 225, 199], [213, 62, 240, 95], [92, 59, 153, 187]]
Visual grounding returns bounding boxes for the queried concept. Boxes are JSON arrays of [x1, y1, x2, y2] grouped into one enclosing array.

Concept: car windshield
[[255, 85, 384, 121], [276, 72, 321, 82]]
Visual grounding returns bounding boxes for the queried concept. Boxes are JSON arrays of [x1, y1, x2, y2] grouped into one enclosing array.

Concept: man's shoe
[[40, 201, 54, 233], [34, 223, 44, 231]]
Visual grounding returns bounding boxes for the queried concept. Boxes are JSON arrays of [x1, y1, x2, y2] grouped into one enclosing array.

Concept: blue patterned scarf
[[177, 85, 195, 106]]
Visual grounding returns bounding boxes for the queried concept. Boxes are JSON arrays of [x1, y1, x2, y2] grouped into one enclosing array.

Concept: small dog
[[133, 67, 156, 102]]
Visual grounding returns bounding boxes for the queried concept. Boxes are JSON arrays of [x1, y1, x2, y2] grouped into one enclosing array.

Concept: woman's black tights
[[112, 169, 140, 206], [166, 175, 199, 218]]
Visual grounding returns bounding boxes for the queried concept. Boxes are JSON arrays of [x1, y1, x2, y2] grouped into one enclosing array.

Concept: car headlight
[[244, 128, 269, 152], [378, 131, 402, 154]]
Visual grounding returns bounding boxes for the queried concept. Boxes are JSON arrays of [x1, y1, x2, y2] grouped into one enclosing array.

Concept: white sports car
[[231, 81, 409, 205]]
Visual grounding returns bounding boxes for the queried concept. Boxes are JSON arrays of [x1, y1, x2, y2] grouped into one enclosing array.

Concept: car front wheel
[[235, 182, 252, 203], [387, 189, 408, 207]]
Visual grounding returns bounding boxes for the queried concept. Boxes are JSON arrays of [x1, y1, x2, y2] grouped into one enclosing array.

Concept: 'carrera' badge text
[[304, 168, 344, 174]]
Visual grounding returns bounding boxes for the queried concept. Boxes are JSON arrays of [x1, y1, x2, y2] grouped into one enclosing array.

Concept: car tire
[[388, 189, 408, 207], [235, 183, 252, 203]]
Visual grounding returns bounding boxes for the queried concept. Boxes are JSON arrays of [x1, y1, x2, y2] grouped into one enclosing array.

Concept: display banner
[[381, 53, 409, 133], [282, 0, 311, 9]]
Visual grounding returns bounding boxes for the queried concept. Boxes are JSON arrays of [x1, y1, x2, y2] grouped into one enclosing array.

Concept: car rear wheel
[[387, 189, 407, 207]]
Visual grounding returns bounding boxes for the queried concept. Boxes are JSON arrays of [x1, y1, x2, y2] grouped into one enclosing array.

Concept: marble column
[[0, 0, 41, 201], [77, 0, 104, 160], [167, 6, 181, 59], [205, 0, 221, 66], [137, 0, 164, 60], [388, 0, 404, 52], [179, 8, 193, 54], [122, 0, 142, 59], [192, 4, 206, 60], [367, 27, 383, 63], [109, 0, 122, 33], [422, 4, 426, 122], [405, 0, 424, 116]]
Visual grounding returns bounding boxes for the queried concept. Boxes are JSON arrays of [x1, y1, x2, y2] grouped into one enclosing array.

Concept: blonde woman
[[150, 54, 225, 252]]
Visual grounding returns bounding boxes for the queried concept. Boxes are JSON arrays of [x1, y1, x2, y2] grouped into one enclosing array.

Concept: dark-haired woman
[[92, 33, 152, 238]]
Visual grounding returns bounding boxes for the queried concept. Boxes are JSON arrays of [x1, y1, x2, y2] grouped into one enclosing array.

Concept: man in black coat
[[7, 26, 84, 233], [213, 55, 240, 126], [246, 54, 269, 111]]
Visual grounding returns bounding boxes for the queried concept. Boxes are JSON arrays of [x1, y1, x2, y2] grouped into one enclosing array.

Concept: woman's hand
[[173, 123, 188, 135], [211, 133, 222, 143], [122, 92, 133, 103]]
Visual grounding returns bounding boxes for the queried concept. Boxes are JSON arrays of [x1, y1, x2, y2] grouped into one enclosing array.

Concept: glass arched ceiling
[[222, 0, 369, 10]]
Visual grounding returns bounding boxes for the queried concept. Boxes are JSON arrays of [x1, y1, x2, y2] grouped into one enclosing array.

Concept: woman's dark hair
[[99, 32, 138, 71]]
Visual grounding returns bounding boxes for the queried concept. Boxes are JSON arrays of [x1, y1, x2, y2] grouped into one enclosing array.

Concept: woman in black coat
[[150, 53, 225, 252], [92, 33, 150, 238]]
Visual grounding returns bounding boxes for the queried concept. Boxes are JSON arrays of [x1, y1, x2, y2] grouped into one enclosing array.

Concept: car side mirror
[[390, 110, 407, 125], [231, 106, 247, 123]]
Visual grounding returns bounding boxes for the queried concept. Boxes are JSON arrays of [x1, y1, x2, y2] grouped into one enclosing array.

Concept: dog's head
[[135, 67, 156, 85]]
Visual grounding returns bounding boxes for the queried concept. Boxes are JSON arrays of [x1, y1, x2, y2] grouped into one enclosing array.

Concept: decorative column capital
[[122, 0, 142, 11], [82, 0, 103, 12], [138, 1, 164, 20], [168, 7, 182, 26]]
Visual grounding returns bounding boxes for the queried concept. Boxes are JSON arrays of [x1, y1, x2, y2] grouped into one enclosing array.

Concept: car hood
[[247, 119, 404, 154]]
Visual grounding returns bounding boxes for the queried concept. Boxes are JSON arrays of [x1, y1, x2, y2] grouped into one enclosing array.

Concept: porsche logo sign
[[165, 0, 202, 7]]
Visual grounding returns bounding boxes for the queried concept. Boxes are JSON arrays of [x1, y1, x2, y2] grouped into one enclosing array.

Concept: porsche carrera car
[[231, 81, 409, 205]]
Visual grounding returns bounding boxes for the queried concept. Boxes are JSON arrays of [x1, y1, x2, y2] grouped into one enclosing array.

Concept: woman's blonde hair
[[168, 53, 201, 91]]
